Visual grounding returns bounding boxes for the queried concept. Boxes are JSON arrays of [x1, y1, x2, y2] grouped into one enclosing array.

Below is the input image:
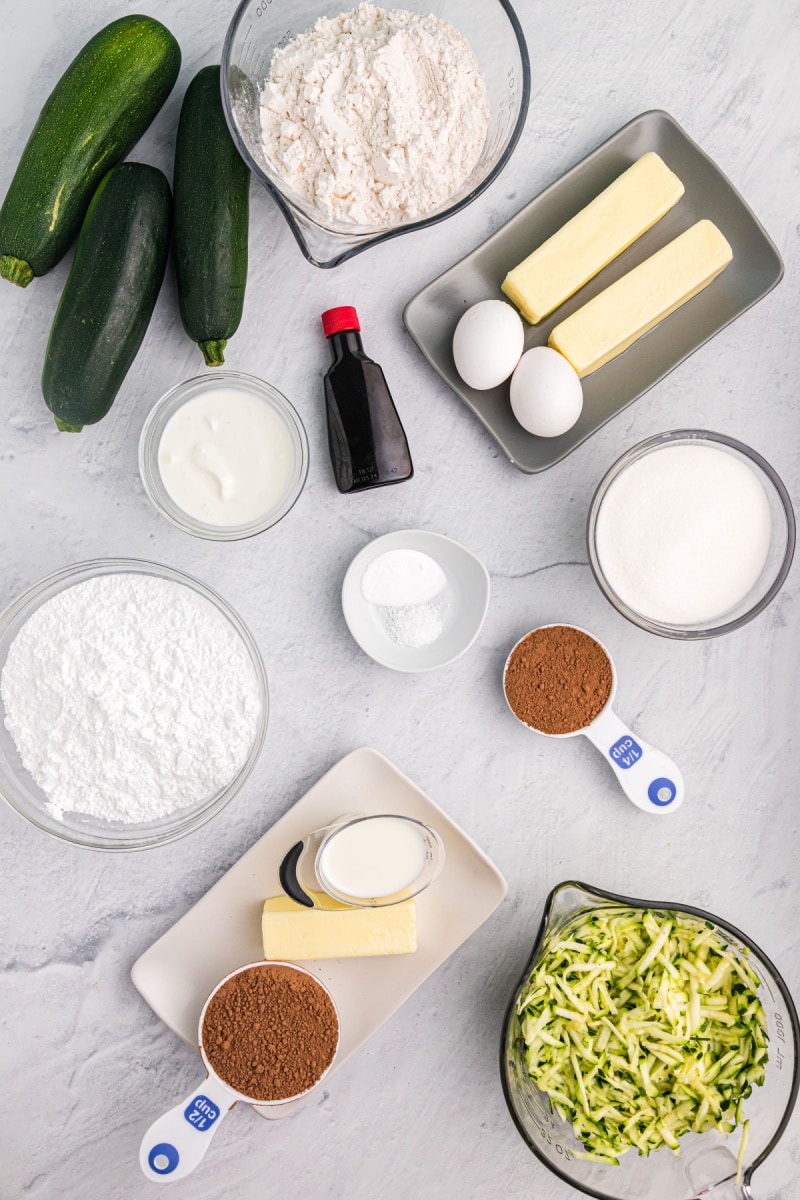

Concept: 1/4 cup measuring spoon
[[503, 624, 684, 814], [139, 961, 340, 1183]]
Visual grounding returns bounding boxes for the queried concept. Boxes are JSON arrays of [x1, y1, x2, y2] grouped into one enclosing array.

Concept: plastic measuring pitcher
[[139, 961, 339, 1183], [503, 624, 684, 814], [501, 881, 799, 1200]]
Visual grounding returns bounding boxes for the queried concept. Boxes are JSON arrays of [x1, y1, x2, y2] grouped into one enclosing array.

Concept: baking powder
[[260, 3, 490, 226], [1, 574, 261, 823]]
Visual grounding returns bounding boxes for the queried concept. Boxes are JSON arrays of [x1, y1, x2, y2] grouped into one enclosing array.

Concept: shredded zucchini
[[517, 908, 767, 1163], [735, 1119, 749, 1185]]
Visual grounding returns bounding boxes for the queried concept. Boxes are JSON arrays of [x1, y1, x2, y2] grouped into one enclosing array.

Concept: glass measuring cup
[[501, 881, 800, 1200], [279, 813, 445, 908], [139, 961, 339, 1183], [221, 0, 530, 267], [503, 624, 685, 814]]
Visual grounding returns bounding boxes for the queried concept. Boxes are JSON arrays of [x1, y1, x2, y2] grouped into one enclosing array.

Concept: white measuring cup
[[139, 961, 340, 1183], [503, 624, 684, 814]]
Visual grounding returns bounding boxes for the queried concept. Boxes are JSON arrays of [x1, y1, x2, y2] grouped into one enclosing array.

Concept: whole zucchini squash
[[0, 15, 180, 288], [41, 162, 171, 431], [173, 65, 250, 366]]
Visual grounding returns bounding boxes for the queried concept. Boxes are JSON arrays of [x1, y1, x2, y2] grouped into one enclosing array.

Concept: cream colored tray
[[131, 747, 507, 1119]]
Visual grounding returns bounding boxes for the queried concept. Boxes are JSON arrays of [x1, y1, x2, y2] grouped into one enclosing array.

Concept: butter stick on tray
[[548, 219, 733, 378], [501, 152, 684, 324], [262, 893, 417, 960]]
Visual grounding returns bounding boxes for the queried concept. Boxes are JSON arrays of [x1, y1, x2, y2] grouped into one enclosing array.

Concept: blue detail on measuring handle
[[148, 1143, 180, 1175], [648, 778, 677, 807], [184, 1095, 220, 1131], [609, 735, 642, 769]]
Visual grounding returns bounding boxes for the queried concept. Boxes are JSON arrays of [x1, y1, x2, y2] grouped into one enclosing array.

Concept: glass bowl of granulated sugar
[[0, 560, 268, 850], [587, 430, 795, 639], [221, 0, 530, 267]]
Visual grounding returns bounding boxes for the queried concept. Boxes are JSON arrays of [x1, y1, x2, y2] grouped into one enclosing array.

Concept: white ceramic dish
[[131, 747, 507, 1120], [341, 530, 490, 672]]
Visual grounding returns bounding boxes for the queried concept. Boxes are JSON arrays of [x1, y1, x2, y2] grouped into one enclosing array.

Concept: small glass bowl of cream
[[139, 371, 309, 541]]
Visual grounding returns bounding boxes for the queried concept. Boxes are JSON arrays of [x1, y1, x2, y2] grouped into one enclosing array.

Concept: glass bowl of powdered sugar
[[221, 0, 530, 267], [587, 430, 795, 639], [0, 559, 268, 850]]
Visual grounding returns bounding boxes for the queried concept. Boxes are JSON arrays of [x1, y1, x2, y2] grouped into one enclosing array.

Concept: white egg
[[510, 347, 584, 438], [452, 300, 524, 390]]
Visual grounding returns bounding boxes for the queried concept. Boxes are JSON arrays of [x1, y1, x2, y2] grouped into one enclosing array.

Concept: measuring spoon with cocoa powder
[[139, 961, 340, 1183], [503, 623, 684, 814]]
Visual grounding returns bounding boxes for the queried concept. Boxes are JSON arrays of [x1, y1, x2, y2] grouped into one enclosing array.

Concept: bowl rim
[[138, 370, 310, 542], [0, 558, 269, 851], [586, 429, 796, 640], [220, 0, 532, 268], [499, 879, 800, 1199], [341, 529, 491, 673]]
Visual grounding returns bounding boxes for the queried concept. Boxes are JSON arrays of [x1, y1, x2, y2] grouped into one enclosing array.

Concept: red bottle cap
[[322, 306, 361, 338]]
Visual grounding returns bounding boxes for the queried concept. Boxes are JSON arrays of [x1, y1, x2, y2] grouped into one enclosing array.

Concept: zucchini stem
[[200, 338, 226, 367], [54, 417, 84, 433], [1, 255, 34, 287]]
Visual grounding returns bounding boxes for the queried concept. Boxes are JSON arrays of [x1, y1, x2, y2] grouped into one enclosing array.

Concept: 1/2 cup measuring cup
[[503, 624, 684, 814], [139, 962, 339, 1183], [501, 881, 800, 1200], [279, 813, 445, 909]]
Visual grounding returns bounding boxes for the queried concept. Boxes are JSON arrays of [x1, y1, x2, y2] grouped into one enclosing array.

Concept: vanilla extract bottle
[[321, 306, 413, 493]]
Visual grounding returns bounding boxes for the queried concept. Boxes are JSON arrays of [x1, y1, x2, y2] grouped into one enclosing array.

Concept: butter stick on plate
[[548, 219, 733, 378], [262, 893, 417, 960], [501, 152, 684, 324]]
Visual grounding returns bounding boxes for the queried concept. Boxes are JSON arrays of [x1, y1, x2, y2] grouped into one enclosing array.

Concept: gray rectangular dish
[[403, 110, 784, 473]]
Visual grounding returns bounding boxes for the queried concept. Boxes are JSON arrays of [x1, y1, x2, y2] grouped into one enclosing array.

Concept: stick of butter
[[548, 219, 733, 377], [262, 893, 417, 961], [501, 152, 684, 324]]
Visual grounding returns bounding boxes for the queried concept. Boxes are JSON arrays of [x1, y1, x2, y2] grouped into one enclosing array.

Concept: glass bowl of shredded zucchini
[[501, 882, 799, 1200]]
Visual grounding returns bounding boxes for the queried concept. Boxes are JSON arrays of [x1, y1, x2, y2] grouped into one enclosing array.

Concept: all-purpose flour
[[260, 3, 490, 227], [1, 574, 261, 823]]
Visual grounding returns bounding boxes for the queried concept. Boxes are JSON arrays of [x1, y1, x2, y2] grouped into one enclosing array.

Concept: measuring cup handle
[[583, 707, 684, 815], [279, 840, 314, 907], [139, 1075, 238, 1183]]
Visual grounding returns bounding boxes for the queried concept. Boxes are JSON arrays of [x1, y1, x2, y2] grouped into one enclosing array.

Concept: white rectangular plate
[[131, 747, 507, 1119]]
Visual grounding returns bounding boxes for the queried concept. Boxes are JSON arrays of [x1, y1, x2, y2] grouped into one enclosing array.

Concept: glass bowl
[[0, 560, 268, 851], [501, 880, 800, 1200], [587, 430, 795, 640], [139, 371, 309, 542], [221, 0, 531, 268]]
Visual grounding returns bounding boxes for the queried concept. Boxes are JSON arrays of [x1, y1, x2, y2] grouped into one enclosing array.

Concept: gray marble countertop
[[1, 1, 798, 1197]]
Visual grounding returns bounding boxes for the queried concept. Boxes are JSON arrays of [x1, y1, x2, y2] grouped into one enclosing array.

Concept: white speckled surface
[[1, 1, 798, 1197]]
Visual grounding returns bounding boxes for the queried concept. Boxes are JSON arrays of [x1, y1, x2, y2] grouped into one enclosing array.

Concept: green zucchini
[[173, 65, 250, 366], [0, 15, 180, 288], [41, 163, 171, 431]]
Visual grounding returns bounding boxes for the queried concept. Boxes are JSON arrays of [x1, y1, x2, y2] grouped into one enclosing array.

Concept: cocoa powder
[[202, 963, 339, 1102], [504, 625, 612, 735]]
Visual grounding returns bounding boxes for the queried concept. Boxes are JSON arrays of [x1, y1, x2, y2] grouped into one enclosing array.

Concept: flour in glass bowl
[[259, 2, 490, 227], [0, 574, 262, 824]]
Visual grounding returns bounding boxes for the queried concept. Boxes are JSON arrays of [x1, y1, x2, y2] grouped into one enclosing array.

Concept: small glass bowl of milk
[[587, 430, 795, 638], [280, 814, 445, 908], [139, 371, 309, 540]]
